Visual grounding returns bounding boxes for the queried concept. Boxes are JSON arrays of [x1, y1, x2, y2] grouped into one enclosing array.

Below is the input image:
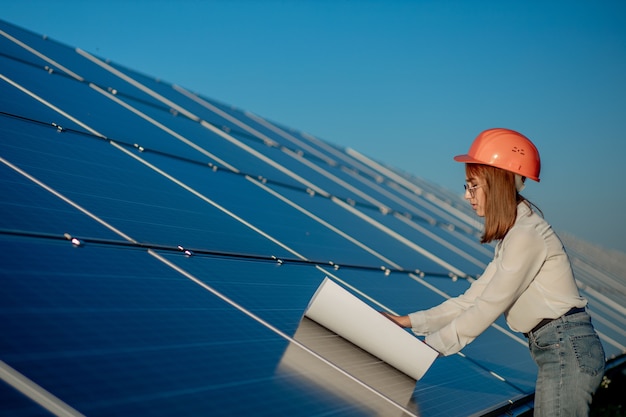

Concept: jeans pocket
[[569, 334, 605, 376], [531, 326, 560, 350]]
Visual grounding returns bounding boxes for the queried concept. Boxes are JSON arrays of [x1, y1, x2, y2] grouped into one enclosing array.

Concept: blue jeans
[[528, 310, 605, 417]]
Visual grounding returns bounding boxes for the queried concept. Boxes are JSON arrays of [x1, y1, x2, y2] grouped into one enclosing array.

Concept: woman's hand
[[380, 311, 411, 328]]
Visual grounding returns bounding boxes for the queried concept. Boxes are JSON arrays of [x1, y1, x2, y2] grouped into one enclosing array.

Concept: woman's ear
[[515, 175, 526, 192]]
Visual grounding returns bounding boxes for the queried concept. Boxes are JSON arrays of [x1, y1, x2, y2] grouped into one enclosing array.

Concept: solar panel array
[[1, 19, 625, 417]]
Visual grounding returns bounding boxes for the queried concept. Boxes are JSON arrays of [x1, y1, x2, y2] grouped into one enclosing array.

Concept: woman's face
[[465, 175, 486, 217]]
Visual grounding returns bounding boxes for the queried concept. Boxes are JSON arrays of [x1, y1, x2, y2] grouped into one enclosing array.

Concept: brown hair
[[466, 164, 539, 243]]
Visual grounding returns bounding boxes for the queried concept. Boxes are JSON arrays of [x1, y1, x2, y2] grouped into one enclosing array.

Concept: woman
[[384, 128, 605, 416]]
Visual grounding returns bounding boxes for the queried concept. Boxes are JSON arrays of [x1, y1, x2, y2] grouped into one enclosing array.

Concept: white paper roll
[[304, 277, 438, 381]]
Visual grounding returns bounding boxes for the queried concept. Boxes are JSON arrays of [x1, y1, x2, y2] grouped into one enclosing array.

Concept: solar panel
[[1, 19, 624, 416]]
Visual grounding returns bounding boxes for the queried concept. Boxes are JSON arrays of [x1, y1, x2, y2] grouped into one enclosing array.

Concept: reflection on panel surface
[[278, 318, 419, 417]]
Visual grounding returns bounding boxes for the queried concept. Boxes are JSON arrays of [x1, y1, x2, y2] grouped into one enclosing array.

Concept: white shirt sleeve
[[410, 223, 547, 356], [408, 261, 495, 334]]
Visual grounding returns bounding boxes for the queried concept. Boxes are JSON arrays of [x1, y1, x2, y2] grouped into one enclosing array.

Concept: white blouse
[[409, 202, 586, 356]]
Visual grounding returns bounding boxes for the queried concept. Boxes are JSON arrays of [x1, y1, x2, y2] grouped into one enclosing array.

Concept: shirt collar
[[517, 200, 532, 220]]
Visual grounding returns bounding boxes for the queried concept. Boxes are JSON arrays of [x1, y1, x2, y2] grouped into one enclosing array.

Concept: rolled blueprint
[[304, 277, 438, 381]]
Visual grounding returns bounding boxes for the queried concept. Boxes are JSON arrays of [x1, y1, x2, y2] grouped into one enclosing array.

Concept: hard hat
[[454, 128, 541, 181]]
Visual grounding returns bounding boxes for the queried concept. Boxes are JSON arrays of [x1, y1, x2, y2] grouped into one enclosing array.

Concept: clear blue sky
[[3, 0, 626, 252]]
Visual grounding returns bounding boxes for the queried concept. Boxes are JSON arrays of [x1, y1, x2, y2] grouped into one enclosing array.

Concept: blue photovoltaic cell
[[1, 18, 624, 417]]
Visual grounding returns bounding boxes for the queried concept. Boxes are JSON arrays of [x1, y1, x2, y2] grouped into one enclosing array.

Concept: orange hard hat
[[454, 128, 541, 181]]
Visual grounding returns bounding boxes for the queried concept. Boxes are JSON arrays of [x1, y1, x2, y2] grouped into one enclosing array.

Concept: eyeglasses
[[464, 183, 482, 198]]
